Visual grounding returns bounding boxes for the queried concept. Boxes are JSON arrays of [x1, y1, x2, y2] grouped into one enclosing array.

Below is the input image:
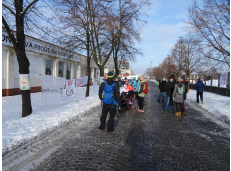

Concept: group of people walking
[[157, 74, 205, 116], [98, 71, 205, 132], [98, 72, 148, 132]]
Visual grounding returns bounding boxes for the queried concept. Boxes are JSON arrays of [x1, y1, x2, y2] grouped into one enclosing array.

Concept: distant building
[[104, 58, 132, 76]]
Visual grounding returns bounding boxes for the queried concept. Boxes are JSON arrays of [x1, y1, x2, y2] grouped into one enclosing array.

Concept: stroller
[[119, 90, 134, 112]]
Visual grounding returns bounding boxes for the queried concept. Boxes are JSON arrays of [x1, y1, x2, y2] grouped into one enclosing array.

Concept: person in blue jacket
[[133, 77, 137, 89], [195, 78, 205, 103]]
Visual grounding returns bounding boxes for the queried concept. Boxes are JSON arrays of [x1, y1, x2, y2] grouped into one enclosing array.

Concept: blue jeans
[[158, 92, 165, 100], [165, 96, 172, 112]]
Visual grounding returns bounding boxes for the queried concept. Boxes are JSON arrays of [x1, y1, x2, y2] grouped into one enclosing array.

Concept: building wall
[[2, 46, 100, 96]]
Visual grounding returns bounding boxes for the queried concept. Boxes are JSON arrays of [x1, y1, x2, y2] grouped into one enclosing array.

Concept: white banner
[[93, 78, 97, 87], [41, 75, 65, 106], [76, 76, 89, 87], [220, 73, 228, 86], [19, 74, 30, 90], [66, 79, 75, 98]]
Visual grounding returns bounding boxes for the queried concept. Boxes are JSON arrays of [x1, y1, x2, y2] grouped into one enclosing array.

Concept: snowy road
[[3, 81, 229, 171]]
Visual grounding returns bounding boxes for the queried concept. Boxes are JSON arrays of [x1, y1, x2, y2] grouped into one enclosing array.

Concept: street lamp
[[179, 36, 184, 77], [150, 61, 152, 80]]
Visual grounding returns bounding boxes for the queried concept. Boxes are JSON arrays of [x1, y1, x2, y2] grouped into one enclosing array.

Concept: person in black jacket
[[164, 76, 174, 113], [98, 72, 121, 133], [158, 77, 167, 103]]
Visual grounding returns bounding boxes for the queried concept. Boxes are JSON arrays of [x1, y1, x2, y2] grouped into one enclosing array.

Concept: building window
[[67, 62, 71, 79], [45, 59, 53, 75], [59, 61, 64, 77]]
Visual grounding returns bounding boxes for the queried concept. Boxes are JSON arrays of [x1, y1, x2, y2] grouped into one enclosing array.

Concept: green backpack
[[178, 86, 183, 95]]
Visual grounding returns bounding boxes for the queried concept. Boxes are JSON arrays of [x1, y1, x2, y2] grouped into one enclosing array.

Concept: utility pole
[[150, 61, 152, 80]]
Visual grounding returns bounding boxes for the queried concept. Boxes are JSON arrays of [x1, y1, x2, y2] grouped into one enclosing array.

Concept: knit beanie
[[107, 72, 114, 78], [177, 77, 181, 82], [128, 82, 132, 86], [181, 76, 185, 80]]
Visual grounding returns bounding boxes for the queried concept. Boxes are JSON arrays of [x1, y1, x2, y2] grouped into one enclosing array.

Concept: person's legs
[[179, 103, 182, 112], [99, 104, 109, 129], [182, 100, 185, 112], [158, 92, 161, 100], [175, 102, 179, 112], [165, 96, 170, 112], [200, 93, 203, 102], [196, 92, 199, 103], [107, 107, 116, 132], [139, 97, 144, 110], [169, 97, 173, 111]]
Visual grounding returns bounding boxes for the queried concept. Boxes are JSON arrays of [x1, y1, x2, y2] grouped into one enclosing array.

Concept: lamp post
[[179, 36, 184, 77], [150, 61, 152, 80]]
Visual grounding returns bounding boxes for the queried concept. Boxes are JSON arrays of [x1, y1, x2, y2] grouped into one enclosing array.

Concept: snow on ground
[[2, 80, 230, 154], [186, 89, 230, 123], [151, 79, 230, 123], [2, 86, 101, 154]]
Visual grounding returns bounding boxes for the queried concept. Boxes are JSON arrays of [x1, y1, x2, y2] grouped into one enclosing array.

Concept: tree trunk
[[85, 1, 90, 97], [114, 53, 119, 76], [16, 0, 32, 117], [99, 66, 104, 77]]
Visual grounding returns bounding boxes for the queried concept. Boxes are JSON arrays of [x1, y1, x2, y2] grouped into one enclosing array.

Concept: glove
[[117, 112, 119, 118]]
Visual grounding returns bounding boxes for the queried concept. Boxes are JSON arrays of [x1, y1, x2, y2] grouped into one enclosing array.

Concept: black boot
[[158, 99, 160, 103], [98, 126, 105, 131]]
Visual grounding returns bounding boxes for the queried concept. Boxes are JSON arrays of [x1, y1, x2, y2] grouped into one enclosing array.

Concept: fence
[[189, 72, 230, 89], [189, 84, 230, 97]]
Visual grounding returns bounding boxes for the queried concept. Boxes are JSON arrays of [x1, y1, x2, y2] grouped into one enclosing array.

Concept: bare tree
[[2, 0, 43, 117], [186, 0, 230, 66], [90, 0, 150, 76], [49, 0, 101, 97]]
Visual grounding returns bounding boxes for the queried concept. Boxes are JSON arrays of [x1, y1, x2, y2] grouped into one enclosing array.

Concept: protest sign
[[66, 79, 75, 97], [220, 73, 228, 86], [42, 75, 65, 106], [76, 76, 89, 87]]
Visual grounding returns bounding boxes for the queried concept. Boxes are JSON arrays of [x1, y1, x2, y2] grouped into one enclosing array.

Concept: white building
[[104, 58, 132, 76], [2, 31, 100, 96]]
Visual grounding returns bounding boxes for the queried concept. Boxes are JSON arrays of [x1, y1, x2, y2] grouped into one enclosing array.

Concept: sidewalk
[[2, 86, 100, 155]]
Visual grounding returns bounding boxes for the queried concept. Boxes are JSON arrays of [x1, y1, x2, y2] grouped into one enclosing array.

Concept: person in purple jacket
[[195, 78, 205, 103]]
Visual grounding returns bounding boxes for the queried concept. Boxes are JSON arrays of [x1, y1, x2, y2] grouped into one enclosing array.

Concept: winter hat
[[107, 72, 114, 78], [163, 77, 166, 80], [133, 77, 136, 80], [181, 76, 185, 80], [128, 81, 132, 86], [177, 77, 181, 82]]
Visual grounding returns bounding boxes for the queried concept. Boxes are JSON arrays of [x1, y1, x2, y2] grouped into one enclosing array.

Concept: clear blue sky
[[131, 0, 195, 74]]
